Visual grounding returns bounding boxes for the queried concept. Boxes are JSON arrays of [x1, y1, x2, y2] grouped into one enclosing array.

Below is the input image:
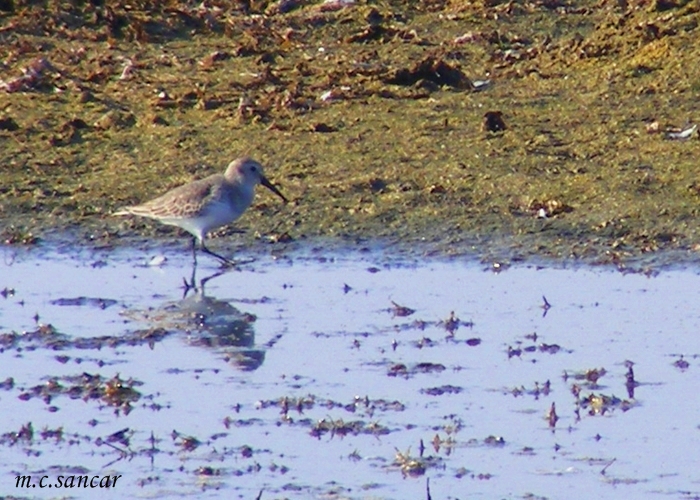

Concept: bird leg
[[182, 266, 227, 299], [191, 237, 198, 267], [199, 269, 226, 291], [200, 240, 237, 268], [182, 275, 196, 298], [182, 245, 199, 298]]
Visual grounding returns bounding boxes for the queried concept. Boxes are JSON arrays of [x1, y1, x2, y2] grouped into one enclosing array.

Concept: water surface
[[1, 245, 699, 499]]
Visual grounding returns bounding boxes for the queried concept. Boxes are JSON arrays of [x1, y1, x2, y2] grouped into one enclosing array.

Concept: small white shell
[[472, 79, 492, 91], [148, 255, 167, 267], [319, 90, 335, 102], [119, 60, 135, 81]]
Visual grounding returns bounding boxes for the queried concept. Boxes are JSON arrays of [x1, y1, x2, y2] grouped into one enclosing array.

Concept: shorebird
[[114, 157, 287, 266]]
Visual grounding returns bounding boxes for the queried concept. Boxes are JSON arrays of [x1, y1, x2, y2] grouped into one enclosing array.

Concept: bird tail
[[113, 207, 133, 216]]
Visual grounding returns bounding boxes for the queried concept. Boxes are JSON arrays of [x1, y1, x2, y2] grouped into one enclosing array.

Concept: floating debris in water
[[310, 417, 389, 439], [102, 375, 142, 411], [430, 433, 457, 454], [102, 427, 132, 447], [15, 373, 141, 415], [625, 360, 637, 398], [0, 422, 34, 445], [507, 335, 566, 359], [389, 300, 415, 317], [506, 380, 551, 399], [172, 431, 201, 452], [412, 336, 437, 349], [440, 311, 459, 334], [564, 367, 607, 386], [420, 385, 463, 396], [195, 466, 220, 477], [482, 435, 506, 447], [388, 362, 446, 378], [673, 355, 690, 371], [546, 402, 558, 428], [51, 297, 118, 309], [394, 447, 427, 477], [541, 295, 552, 316], [491, 261, 508, 272], [579, 392, 634, 416]]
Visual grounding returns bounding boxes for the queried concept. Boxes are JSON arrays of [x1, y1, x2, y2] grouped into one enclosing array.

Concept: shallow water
[[1, 244, 699, 500]]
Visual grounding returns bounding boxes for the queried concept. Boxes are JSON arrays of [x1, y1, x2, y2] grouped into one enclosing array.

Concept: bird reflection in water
[[153, 267, 268, 371]]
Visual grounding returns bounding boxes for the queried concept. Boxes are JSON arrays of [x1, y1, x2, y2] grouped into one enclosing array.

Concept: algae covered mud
[[2, 0, 700, 265], [1, 245, 700, 499]]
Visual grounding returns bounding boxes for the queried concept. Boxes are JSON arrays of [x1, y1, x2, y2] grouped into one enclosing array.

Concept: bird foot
[[182, 276, 197, 298], [218, 258, 240, 270], [216, 256, 256, 269]]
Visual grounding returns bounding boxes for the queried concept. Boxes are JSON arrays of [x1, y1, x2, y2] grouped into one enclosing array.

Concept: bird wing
[[115, 175, 224, 219]]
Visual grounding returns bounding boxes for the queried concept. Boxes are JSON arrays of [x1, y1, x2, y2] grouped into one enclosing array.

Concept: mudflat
[[1, 0, 699, 266]]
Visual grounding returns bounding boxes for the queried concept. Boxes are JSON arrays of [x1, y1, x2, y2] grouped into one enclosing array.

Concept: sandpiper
[[114, 157, 287, 265]]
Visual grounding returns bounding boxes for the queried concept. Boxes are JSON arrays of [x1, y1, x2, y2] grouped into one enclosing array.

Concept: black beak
[[261, 176, 288, 203]]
